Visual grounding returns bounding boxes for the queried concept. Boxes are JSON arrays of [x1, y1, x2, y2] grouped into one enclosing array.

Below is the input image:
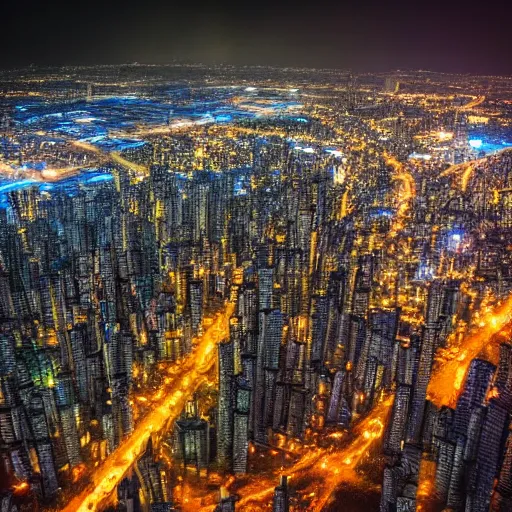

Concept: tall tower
[[273, 476, 290, 512], [384, 77, 400, 94], [214, 487, 239, 512], [217, 340, 234, 470]]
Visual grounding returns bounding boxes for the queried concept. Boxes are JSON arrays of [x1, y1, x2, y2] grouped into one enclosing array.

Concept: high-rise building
[[272, 476, 290, 512]]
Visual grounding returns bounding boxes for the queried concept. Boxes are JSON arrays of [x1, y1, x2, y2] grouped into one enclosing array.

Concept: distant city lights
[[438, 131, 454, 140], [2, 65, 512, 512], [325, 149, 344, 158], [409, 152, 432, 161], [294, 145, 315, 153]]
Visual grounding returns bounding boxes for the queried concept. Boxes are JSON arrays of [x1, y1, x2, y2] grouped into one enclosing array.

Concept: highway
[[459, 95, 486, 111], [71, 139, 149, 176], [384, 152, 416, 235], [427, 293, 512, 409], [183, 397, 392, 512], [59, 302, 234, 512]]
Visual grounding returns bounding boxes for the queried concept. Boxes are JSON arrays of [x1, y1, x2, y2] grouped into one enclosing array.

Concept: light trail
[[427, 293, 512, 409], [70, 140, 103, 155], [71, 140, 149, 176], [383, 152, 416, 237], [385, 153, 415, 201], [340, 188, 350, 219], [416, 459, 437, 512], [306, 397, 392, 512], [59, 302, 234, 512], [459, 95, 485, 111], [460, 164, 474, 192], [110, 151, 148, 176], [439, 147, 512, 187], [439, 160, 469, 179], [191, 397, 392, 512], [0, 159, 84, 183]]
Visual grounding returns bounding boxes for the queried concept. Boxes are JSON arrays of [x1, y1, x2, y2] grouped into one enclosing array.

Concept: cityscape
[[0, 64, 512, 512]]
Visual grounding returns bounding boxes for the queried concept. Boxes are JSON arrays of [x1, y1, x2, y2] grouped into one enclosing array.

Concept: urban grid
[[0, 65, 512, 512]]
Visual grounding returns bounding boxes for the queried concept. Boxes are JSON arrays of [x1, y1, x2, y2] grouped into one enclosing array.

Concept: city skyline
[[1, 1, 512, 75], [1, 53, 512, 512]]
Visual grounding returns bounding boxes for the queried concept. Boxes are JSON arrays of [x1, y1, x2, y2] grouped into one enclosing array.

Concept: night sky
[[2, 0, 511, 74]]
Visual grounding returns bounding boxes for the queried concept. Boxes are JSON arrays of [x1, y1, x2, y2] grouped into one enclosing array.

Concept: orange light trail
[[460, 164, 474, 192], [439, 148, 512, 184], [0, 159, 83, 182], [12, 481, 30, 495], [384, 152, 416, 235], [459, 95, 485, 111], [192, 397, 392, 512], [59, 302, 234, 512], [110, 151, 149, 175], [71, 140, 149, 176], [427, 293, 512, 409]]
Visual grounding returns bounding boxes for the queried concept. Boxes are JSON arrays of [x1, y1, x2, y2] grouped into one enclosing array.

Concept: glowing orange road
[[0, 159, 84, 183], [440, 160, 477, 187], [439, 161, 468, 179], [440, 148, 512, 186], [385, 153, 415, 202], [119, 123, 330, 148], [416, 458, 437, 511], [70, 140, 103, 155], [427, 294, 512, 409], [60, 303, 234, 512], [305, 397, 392, 512], [460, 164, 474, 192], [459, 95, 485, 111], [383, 152, 416, 235], [71, 140, 149, 176], [110, 151, 148, 175], [191, 397, 392, 512]]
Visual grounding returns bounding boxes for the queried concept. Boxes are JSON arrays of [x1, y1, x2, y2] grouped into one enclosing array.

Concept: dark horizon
[[3, 61, 512, 80], [2, 0, 512, 76]]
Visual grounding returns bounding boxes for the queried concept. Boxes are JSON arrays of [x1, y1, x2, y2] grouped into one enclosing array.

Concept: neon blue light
[[215, 115, 232, 123], [446, 230, 464, 251], [0, 180, 38, 193], [86, 174, 114, 184]]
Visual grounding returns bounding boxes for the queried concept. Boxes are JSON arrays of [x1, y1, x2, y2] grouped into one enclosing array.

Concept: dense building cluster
[[1, 65, 512, 512]]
